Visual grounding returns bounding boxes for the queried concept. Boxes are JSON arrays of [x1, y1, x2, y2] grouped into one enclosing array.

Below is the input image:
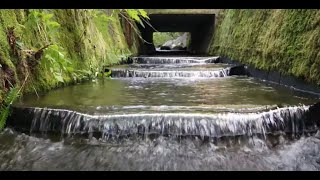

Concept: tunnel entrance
[[137, 14, 215, 56], [153, 32, 191, 54]]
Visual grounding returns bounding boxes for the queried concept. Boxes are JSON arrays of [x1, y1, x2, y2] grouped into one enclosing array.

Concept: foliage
[[0, 9, 147, 106], [0, 87, 20, 130], [23, 10, 89, 84], [210, 9, 320, 85], [99, 69, 112, 78], [91, 9, 149, 68], [123, 9, 149, 28], [24, 9, 60, 47], [91, 10, 133, 66], [42, 44, 73, 82]]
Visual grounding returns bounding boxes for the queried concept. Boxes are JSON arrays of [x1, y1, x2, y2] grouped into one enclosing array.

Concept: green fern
[[4, 87, 19, 106], [0, 87, 20, 131], [0, 106, 10, 130]]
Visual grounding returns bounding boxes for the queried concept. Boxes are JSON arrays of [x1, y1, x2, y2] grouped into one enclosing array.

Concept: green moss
[[0, 26, 9, 58], [0, 9, 138, 100], [210, 9, 320, 85]]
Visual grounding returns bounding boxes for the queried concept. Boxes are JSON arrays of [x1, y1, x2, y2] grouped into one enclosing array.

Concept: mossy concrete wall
[[0, 9, 138, 103], [209, 9, 320, 87]]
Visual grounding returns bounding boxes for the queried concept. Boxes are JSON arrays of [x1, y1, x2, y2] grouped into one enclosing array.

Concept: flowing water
[[1, 56, 320, 171]]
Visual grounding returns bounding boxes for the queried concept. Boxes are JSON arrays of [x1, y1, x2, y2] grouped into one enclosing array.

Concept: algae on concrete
[[210, 9, 320, 86]]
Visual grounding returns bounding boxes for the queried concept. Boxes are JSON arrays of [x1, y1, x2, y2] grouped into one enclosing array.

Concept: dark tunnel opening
[[137, 14, 215, 56]]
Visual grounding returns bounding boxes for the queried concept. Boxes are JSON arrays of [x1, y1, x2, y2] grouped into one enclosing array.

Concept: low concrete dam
[[1, 55, 320, 170]]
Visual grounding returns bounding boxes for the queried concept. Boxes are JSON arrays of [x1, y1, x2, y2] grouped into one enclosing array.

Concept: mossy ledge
[[209, 9, 320, 87], [0, 9, 139, 103]]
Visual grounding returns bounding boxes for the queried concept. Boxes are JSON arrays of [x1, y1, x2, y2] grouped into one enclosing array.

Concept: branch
[[119, 11, 153, 45], [141, 17, 159, 33], [17, 72, 29, 96]]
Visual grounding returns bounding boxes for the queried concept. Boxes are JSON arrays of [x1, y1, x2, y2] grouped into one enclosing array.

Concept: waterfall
[[132, 56, 220, 64], [111, 68, 230, 78], [14, 105, 316, 140]]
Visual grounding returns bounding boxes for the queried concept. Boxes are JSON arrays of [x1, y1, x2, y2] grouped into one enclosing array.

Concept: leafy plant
[[24, 10, 60, 44], [91, 9, 117, 23], [117, 9, 154, 45], [0, 87, 20, 130], [42, 44, 97, 82], [23, 10, 84, 84], [90, 9, 149, 68], [123, 9, 149, 28], [0, 71, 29, 131], [104, 69, 112, 77], [42, 44, 73, 83]]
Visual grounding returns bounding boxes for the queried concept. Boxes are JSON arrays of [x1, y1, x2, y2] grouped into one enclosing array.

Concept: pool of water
[[2, 56, 320, 171], [16, 76, 317, 112]]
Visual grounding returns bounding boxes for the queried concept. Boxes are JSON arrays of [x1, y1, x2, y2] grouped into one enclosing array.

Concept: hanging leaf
[[125, 10, 140, 21], [138, 9, 149, 19], [125, 9, 145, 28], [125, 9, 145, 27]]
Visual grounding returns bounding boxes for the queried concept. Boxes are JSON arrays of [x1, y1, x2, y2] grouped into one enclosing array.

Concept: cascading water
[[132, 56, 220, 64], [2, 56, 320, 171], [18, 105, 315, 139], [111, 68, 230, 78]]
